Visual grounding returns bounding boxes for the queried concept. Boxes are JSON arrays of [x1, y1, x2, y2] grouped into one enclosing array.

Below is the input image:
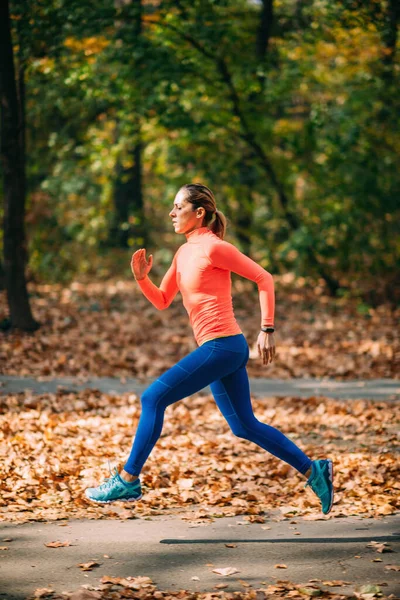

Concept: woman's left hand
[[257, 331, 276, 366]]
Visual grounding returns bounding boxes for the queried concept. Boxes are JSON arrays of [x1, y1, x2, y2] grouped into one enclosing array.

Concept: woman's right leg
[[210, 365, 334, 513], [210, 365, 313, 476]]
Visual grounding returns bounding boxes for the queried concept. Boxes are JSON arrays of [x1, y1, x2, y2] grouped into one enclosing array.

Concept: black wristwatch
[[261, 327, 275, 333]]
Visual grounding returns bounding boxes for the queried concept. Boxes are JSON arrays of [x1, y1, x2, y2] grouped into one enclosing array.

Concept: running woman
[[85, 183, 334, 514]]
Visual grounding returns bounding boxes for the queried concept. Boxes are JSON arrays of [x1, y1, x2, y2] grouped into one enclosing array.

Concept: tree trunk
[[109, 0, 147, 249], [235, 159, 257, 257], [0, 0, 39, 331], [256, 0, 273, 61], [110, 128, 149, 248], [381, 0, 399, 83]]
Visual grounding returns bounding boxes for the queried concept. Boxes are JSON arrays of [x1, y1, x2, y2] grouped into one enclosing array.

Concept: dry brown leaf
[[100, 575, 153, 589], [33, 589, 54, 599], [274, 564, 288, 569], [367, 541, 394, 553], [237, 579, 252, 587], [77, 561, 100, 571], [44, 540, 71, 548]]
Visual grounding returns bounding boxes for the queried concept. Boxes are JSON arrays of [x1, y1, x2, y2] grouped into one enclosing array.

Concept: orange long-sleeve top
[[136, 226, 275, 347]]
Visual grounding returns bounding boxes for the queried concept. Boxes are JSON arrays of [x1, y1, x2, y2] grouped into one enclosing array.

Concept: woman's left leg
[[210, 365, 313, 475]]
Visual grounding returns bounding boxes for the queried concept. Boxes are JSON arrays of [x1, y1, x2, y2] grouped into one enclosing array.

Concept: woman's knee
[[230, 420, 250, 439], [140, 386, 165, 410], [230, 416, 260, 440]]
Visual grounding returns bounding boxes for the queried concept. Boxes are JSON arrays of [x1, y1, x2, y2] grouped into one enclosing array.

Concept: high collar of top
[[185, 226, 211, 243]]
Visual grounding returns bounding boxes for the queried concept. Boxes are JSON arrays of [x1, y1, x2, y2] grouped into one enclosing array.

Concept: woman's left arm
[[207, 239, 276, 365]]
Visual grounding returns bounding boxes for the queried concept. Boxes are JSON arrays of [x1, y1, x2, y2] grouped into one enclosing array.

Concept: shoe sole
[[85, 491, 142, 504], [325, 459, 334, 514]]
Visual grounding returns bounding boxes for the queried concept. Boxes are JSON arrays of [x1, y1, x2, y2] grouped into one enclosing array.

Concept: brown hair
[[180, 183, 227, 240]]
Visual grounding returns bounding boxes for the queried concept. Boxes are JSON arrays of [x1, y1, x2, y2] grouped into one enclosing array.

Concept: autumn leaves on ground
[[1, 275, 398, 519], [1, 276, 399, 599]]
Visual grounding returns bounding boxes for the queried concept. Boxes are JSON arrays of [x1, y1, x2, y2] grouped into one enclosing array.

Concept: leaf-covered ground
[[26, 577, 400, 600], [1, 389, 398, 524], [1, 275, 399, 380]]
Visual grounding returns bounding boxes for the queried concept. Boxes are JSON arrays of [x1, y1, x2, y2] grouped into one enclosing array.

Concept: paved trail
[[0, 511, 399, 599], [1, 375, 399, 401]]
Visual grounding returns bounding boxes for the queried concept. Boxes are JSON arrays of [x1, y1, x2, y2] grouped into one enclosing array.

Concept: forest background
[[0, 0, 399, 530], [0, 0, 399, 378]]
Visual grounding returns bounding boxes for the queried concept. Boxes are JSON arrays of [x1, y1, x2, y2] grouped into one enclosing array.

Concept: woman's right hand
[[131, 248, 153, 281]]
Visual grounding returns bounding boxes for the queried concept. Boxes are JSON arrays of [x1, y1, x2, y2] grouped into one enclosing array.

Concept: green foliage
[[3, 0, 399, 301]]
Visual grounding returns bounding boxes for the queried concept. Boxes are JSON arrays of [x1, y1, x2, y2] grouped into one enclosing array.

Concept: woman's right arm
[[131, 248, 179, 310]]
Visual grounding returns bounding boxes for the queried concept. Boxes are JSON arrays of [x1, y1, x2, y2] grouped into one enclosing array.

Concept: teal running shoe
[[304, 459, 334, 514], [85, 465, 142, 504]]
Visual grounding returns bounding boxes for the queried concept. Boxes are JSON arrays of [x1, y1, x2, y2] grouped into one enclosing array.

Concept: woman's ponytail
[[209, 208, 227, 240]]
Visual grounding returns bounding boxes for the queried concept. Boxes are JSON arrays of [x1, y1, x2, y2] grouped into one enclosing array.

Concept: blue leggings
[[124, 333, 313, 476]]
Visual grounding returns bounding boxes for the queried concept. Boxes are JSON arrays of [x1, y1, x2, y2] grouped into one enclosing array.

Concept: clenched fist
[[131, 248, 153, 281]]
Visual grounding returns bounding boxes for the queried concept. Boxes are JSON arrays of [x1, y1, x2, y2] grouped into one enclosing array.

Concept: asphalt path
[[0, 510, 399, 599], [1, 376, 399, 401]]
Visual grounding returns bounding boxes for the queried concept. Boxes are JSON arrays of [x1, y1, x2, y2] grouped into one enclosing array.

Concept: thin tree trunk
[[111, 128, 148, 247], [381, 0, 399, 83], [256, 0, 273, 61], [110, 0, 147, 249], [0, 0, 39, 331]]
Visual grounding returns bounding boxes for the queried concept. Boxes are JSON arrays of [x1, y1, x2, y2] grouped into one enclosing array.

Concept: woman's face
[[169, 190, 205, 234]]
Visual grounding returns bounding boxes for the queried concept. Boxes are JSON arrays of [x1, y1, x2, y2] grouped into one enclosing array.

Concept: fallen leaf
[[297, 586, 322, 596], [212, 567, 240, 576], [274, 564, 288, 569], [225, 543, 237, 548], [366, 541, 393, 553], [0, 547, 8, 551], [237, 579, 252, 587], [384, 565, 400, 571], [33, 589, 54, 599], [44, 540, 71, 548], [100, 575, 153, 589], [355, 583, 382, 597], [77, 561, 100, 571]]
